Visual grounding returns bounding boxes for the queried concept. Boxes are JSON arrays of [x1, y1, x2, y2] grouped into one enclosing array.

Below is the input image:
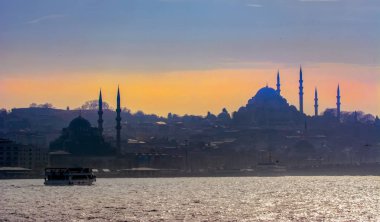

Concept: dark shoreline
[[1, 164, 380, 179]]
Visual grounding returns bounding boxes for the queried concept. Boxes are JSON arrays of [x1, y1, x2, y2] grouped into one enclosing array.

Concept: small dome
[[69, 116, 91, 129]]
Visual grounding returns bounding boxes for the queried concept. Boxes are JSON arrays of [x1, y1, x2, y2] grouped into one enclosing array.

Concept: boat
[[44, 168, 96, 185], [256, 150, 287, 175], [257, 162, 287, 172]]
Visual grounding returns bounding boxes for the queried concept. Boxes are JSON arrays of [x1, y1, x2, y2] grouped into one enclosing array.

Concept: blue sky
[[0, 0, 379, 115], [1, 0, 379, 74]]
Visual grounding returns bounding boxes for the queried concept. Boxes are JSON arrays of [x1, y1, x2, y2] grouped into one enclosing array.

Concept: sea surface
[[0, 176, 380, 221]]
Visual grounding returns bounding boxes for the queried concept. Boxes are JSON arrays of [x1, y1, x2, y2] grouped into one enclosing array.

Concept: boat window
[[72, 175, 89, 180]]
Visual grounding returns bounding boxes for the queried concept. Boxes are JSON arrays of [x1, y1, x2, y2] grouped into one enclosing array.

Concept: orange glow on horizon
[[0, 63, 379, 117]]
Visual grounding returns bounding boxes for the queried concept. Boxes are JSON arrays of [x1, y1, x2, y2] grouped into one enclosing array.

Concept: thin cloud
[[159, 0, 185, 2], [27, 14, 66, 24], [247, 4, 263, 7], [299, 0, 339, 2]]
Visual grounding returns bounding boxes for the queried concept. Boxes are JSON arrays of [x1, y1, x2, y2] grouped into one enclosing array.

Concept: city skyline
[[0, 64, 379, 117], [0, 0, 379, 116], [1, 1, 380, 221]]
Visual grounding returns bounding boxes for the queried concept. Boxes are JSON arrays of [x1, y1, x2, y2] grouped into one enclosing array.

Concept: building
[[0, 138, 47, 170], [233, 86, 303, 126], [50, 115, 114, 156], [0, 138, 18, 167]]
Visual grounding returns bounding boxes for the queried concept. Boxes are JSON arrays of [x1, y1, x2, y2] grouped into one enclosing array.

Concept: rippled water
[[1, 176, 380, 221]]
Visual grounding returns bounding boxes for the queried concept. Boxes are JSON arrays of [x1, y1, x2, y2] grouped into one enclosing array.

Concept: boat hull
[[44, 179, 96, 186]]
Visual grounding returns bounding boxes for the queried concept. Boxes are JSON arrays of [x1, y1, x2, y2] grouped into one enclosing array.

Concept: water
[[1, 177, 379, 221]]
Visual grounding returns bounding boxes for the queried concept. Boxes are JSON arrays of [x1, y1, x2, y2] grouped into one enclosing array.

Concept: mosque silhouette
[[50, 66, 345, 157]]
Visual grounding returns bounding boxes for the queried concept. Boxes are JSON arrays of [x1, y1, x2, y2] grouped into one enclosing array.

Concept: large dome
[[233, 85, 303, 126], [254, 86, 278, 99], [247, 86, 288, 107], [69, 116, 91, 130]]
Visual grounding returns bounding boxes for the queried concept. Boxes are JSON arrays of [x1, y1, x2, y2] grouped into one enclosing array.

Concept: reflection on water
[[1, 177, 379, 221]]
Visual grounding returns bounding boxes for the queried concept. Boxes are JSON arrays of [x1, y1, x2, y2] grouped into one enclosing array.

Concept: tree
[[0, 108, 7, 114], [79, 100, 111, 110], [122, 107, 131, 113], [135, 110, 145, 117], [29, 103, 54, 108], [206, 111, 217, 121], [217, 108, 231, 121], [322, 108, 336, 118]]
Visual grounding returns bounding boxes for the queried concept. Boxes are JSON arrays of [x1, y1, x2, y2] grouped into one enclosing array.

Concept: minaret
[[314, 88, 318, 117], [354, 111, 358, 122], [276, 70, 281, 95], [98, 89, 103, 134], [337, 84, 341, 122], [299, 66, 304, 114], [116, 86, 122, 152]]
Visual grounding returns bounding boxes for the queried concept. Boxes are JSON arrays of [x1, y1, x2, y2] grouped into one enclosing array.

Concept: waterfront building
[[0, 138, 18, 167], [0, 138, 47, 170]]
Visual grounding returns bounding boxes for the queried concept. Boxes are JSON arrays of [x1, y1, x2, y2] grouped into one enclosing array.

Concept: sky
[[0, 0, 379, 116]]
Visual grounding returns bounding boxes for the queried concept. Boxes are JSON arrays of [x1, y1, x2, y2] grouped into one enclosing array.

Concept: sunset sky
[[0, 0, 379, 116]]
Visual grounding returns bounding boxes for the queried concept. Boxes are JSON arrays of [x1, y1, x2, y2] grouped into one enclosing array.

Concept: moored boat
[[44, 168, 96, 185]]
